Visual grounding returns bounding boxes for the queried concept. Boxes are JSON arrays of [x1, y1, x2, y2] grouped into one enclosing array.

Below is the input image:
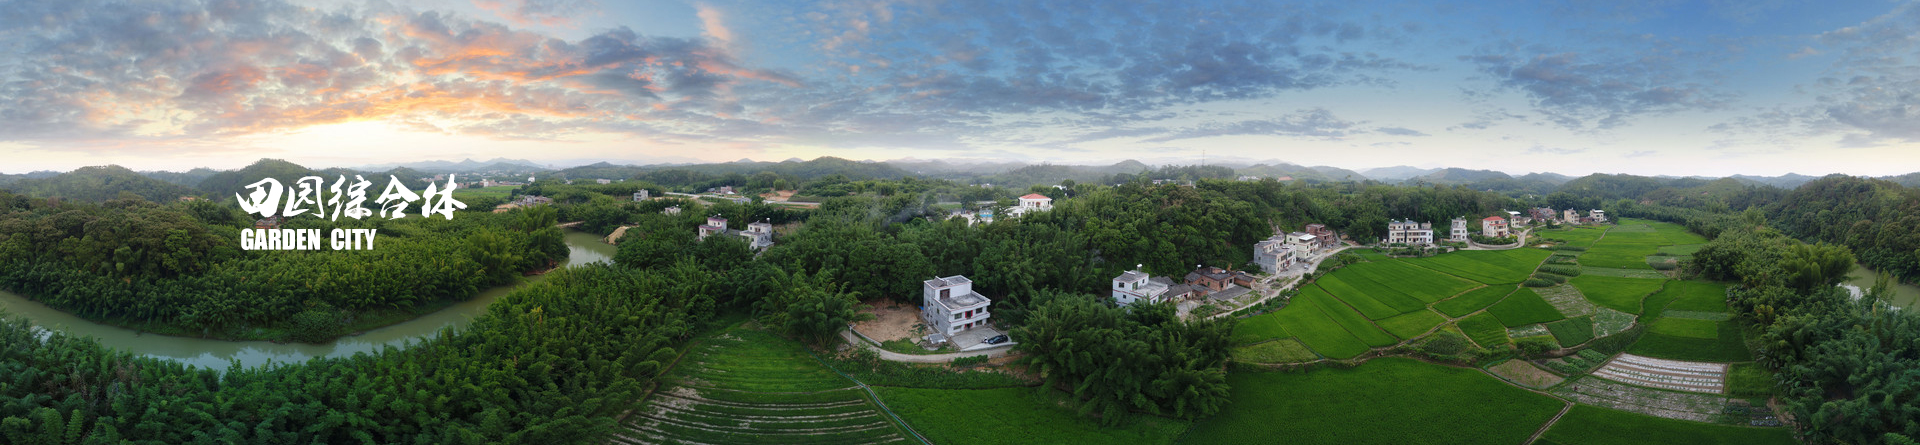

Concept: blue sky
[[1, 0, 1916, 177]]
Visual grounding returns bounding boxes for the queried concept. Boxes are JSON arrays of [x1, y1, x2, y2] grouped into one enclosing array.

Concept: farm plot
[[1232, 338, 1319, 364], [1336, 260, 1478, 304], [1180, 358, 1563, 445], [1435, 286, 1514, 318], [879, 387, 1188, 445], [619, 326, 907, 445], [1401, 248, 1552, 284], [1578, 267, 1669, 279], [1537, 405, 1797, 445], [1579, 243, 1665, 269], [1458, 313, 1510, 349], [1489, 359, 1564, 389], [1657, 244, 1704, 257], [1660, 281, 1731, 313], [1546, 316, 1595, 346], [1534, 285, 1598, 317], [1231, 287, 1372, 359], [1551, 377, 1729, 422], [1627, 319, 1751, 362], [1570, 276, 1668, 313], [1487, 288, 1567, 327], [1298, 287, 1399, 347], [1378, 309, 1447, 340], [1314, 275, 1409, 319], [1592, 308, 1637, 338], [1537, 227, 1609, 247], [1592, 353, 1727, 394], [1595, 230, 1672, 245]]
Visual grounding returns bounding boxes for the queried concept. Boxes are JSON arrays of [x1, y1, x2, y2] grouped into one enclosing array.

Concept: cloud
[[1141, 108, 1361, 142], [1625, 150, 1655, 157], [472, 0, 597, 27], [1464, 42, 1731, 130], [1524, 145, 1587, 155], [1376, 126, 1428, 136], [1713, 3, 1920, 145]]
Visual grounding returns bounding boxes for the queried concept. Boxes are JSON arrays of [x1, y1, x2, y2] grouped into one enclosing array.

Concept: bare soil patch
[[1490, 359, 1565, 388], [852, 300, 922, 342]]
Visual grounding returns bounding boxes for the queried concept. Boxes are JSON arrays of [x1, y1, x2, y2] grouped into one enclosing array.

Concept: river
[[0, 230, 617, 369], [1841, 263, 1920, 309]]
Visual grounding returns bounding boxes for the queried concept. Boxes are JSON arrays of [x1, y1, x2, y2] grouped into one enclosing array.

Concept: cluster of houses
[[492, 195, 554, 213], [696, 215, 776, 250], [1253, 224, 1337, 274], [1393, 208, 1611, 245]]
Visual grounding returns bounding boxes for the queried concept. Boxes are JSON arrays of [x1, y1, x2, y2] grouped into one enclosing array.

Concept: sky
[[1, 0, 1918, 177]]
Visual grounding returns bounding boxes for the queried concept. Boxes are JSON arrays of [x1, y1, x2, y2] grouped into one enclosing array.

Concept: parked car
[[984, 335, 1009, 345]]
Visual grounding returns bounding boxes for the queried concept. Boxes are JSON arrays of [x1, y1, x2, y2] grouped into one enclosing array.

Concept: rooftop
[[925, 275, 974, 288], [1019, 193, 1051, 200], [1115, 270, 1148, 283], [1209, 285, 1252, 302]]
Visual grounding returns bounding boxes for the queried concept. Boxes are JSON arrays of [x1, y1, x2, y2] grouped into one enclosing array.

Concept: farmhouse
[[633, 190, 649, 201], [1387, 219, 1434, 245], [1531, 207, 1557, 223], [1482, 216, 1510, 237], [1253, 237, 1301, 274], [1007, 193, 1054, 217], [1563, 209, 1580, 224], [1450, 218, 1470, 242], [596, 179, 612, 185], [1111, 268, 1184, 306], [663, 206, 681, 215], [697, 216, 775, 250], [1590, 209, 1607, 222], [922, 275, 992, 337], [1506, 210, 1527, 226], [1185, 267, 1255, 293], [1305, 223, 1337, 248], [1286, 231, 1319, 253]]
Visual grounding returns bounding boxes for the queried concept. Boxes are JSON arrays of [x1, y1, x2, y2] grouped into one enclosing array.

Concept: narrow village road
[[841, 330, 1016, 363]]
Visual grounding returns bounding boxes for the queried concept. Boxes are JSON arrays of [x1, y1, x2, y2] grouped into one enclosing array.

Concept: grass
[[1436, 286, 1515, 318], [1337, 260, 1479, 304], [1401, 248, 1553, 285], [880, 338, 954, 355], [1658, 244, 1704, 256], [1378, 309, 1448, 340], [1488, 359, 1565, 388], [1315, 276, 1406, 319], [1458, 313, 1511, 349], [1487, 288, 1568, 327], [1546, 316, 1595, 346], [450, 185, 517, 202], [1570, 275, 1668, 314], [1232, 338, 1320, 363], [1180, 358, 1563, 445], [880, 387, 1189, 445], [1537, 226, 1610, 247], [1628, 319, 1753, 362], [1536, 405, 1796, 445], [1228, 309, 1294, 345], [623, 324, 908, 444], [1726, 363, 1776, 398]]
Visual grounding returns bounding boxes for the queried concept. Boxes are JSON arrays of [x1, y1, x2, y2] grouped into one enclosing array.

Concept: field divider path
[[1523, 401, 1575, 445]]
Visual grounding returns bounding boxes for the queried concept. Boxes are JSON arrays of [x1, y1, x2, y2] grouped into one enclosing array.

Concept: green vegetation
[[1298, 288, 1398, 347], [1569, 275, 1668, 313], [1402, 248, 1552, 284], [1536, 226, 1608, 247], [1435, 286, 1514, 317], [623, 325, 908, 444], [1628, 319, 1751, 362], [1457, 313, 1510, 349], [1012, 295, 1232, 423], [881, 387, 1189, 445], [1486, 288, 1567, 327], [1649, 317, 1718, 339], [1545, 316, 1595, 346], [1231, 338, 1319, 364], [1181, 358, 1562, 444], [1537, 405, 1797, 445], [1239, 287, 1373, 358], [1377, 309, 1447, 340], [450, 185, 518, 202], [1315, 275, 1406, 319], [1662, 281, 1731, 313], [1725, 363, 1775, 398], [1580, 242, 1664, 269]]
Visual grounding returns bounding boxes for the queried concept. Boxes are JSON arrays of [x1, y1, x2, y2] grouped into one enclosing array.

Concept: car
[[984, 335, 1009, 345]]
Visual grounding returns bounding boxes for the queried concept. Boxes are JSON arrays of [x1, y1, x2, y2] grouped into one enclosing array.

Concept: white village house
[[1450, 217, 1470, 242], [923, 276, 992, 337], [1007, 193, 1054, 217], [1482, 216, 1510, 237], [697, 216, 775, 250], [1254, 237, 1301, 274], [1388, 219, 1434, 245], [1110, 267, 1177, 306]]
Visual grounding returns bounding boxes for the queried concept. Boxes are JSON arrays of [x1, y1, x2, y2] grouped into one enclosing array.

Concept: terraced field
[[1458, 312, 1510, 349], [1537, 405, 1796, 445], [880, 387, 1189, 445], [1570, 275, 1668, 313], [1435, 286, 1514, 317], [1486, 288, 1567, 327], [1231, 286, 1374, 358], [1181, 358, 1563, 444], [617, 326, 908, 445], [1377, 309, 1447, 340]]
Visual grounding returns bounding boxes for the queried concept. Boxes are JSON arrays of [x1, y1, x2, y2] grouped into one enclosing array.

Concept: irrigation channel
[[0, 229, 617, 369]]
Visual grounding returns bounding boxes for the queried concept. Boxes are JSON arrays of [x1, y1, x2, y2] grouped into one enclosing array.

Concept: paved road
[[841, 330, 1017, 363], [1464, 227, 1533, 250]]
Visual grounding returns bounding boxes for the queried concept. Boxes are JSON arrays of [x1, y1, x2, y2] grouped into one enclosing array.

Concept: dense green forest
[[0, 190, 566, 342]]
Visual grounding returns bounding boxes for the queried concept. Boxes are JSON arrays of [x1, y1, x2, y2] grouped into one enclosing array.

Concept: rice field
[[1458, 313, 1510, 349], [1298, 287, 1399, 347], [1660, 281, 1731, 313], [617, 326, 908, 445], [1629, 319, 1752, 362], [1315, 275, 1409, 319], [1537, 227, 1610, 247], [1180, 358, 1564, 445], [1401, 248, 1552, 284], [1579, 243, 1665, 269], [1570, 275, 1669, 314], [1486, 288, 1568, 327], [1435, 286, 1515, 318], [1536, 405, 1796, 445], [1232, 338, 1320, 364], [1546, 316, 1596, 346], [1377, 309, 1448, 340], [879, 387, 1189, 445], [1231, 286, 1373, 358]]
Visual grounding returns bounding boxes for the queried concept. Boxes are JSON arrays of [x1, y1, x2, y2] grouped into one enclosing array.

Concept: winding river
[[0, 230, 617, 369]]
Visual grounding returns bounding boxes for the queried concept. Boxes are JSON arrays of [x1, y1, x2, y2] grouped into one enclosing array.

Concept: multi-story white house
[[1286, 231, 1319, 253], [923, 275, 992, 336], [1254, 237, 1299, 274], [663, 206, 681, 215], [1388, 220, 1434, 245], [1007, 193, 1054, 217], [741, 220, 775, 250], [1111, 268, 1174, 306], [1450, 218, 1470, 242], [1482, 216, 1510, 237], [633, 190, 649, 201], [1563, 209, 1580, 224], [1590, 209, 1607, 222]]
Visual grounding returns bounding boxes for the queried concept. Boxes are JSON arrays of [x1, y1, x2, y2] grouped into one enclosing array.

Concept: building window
[[953, 313, 960, 320], [940, 288, 950, 299]]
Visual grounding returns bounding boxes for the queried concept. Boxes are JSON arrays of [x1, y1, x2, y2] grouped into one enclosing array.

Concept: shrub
[[286, 303, 345, 344], [1552, 245, 1589, 251], [1538, 265, 1582, 276], [1532, 272, 1569, 284], [1650, 261, 1679, 271], [951, 355, 990, 367], [1515, 337, 1560, 357], [1524, 278, 1556, 287], [1420, 330, 1471, 356], [1587, 324, 1646, 355]]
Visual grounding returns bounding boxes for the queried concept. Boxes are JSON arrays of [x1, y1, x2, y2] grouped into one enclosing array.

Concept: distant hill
[[1, 165, 200, 202], [1234, 163, 1363, 182], [1884, 172, 1920, 188], [1360, 166, 1437, 181], [1728, 173, 1819, 189], [1403, 168, 1512, 185], [140, 168, 222, 188], [355, 158, 547, 173]]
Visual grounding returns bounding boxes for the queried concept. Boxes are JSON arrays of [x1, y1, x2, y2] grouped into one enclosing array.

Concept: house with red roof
[[1008, 193, 1054, 217], [1481, 216, 1510, 238]]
